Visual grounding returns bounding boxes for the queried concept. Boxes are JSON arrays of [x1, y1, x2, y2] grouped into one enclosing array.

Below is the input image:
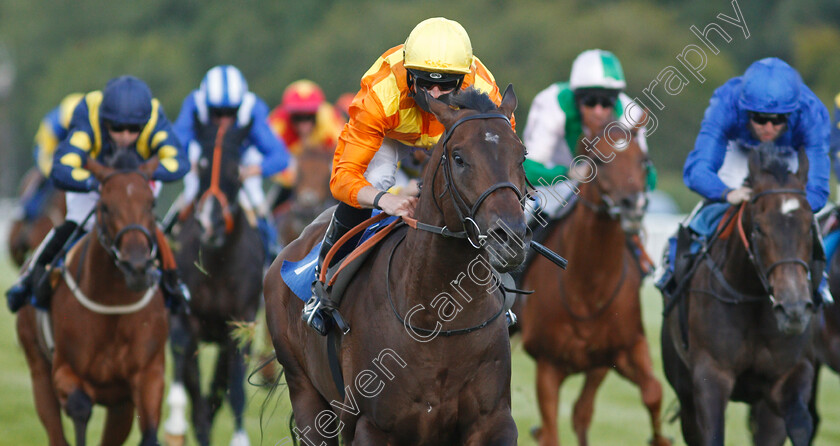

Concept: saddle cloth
[[281, 212, 398, 302]]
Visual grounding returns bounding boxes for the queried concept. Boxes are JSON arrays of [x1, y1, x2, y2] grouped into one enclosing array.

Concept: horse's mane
[[107, 149, 143, 171], [754, 143, 791, 184], [450, 87, 498, 113]]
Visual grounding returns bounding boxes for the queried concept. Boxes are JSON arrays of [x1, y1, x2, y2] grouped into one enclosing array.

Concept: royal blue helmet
[[738, 58, 802, 114], [100, 75, 153, 125], [200, 65, 249, 109]]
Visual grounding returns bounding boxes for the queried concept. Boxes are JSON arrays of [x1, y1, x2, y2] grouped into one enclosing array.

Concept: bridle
[[406, 112, 525, 248], [736, 188, 811, 299], [96, 170, 158, 276], [197, 119, 236, 234]]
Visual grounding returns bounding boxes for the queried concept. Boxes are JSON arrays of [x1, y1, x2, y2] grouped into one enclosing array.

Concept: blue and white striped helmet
[[200, 65, 249, 109]]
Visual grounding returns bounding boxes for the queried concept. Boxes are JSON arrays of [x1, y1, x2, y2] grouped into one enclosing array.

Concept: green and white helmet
[[569, 49, 626, 91]]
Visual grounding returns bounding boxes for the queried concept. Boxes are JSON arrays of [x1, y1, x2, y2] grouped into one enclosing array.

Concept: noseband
[[415, 112, 524, 248], [737, 188, 811, 300]]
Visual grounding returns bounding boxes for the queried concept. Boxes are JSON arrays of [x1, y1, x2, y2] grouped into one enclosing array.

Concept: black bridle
[[96, 170, 158, 275], [423, 112, 525, 248], [740, 188, 812, 299]]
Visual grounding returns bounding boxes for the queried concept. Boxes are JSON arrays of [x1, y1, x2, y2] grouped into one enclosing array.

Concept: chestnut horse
[[277, 148, 336, 246], [8, 168, 66, 266], [163, 118, 263, 446], [519, 125, 668, 446], [265, 86, 529, 445], [16, 154, 167, 446], [661, 147, 817, 446]]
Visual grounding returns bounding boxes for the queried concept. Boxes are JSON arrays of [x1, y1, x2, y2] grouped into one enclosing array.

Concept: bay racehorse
[[163, 117, 263, 446], [661, 147, 817, 446], [518, 125, 669, 446], [16, 154, 167, 446], [8, 167, 66, 266], [277, 147, 336, 246], [265, 86, 529, 445]]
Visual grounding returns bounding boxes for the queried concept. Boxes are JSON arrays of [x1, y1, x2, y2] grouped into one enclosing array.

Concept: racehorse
[[661, 147, 817, 446], [16, 154, 167, 446], [518, 125, 669, 446], [163, 118, 263, 446], [277, 147, 335, 246], [8, 167, 66, 266], [264, 86, 529, 445]]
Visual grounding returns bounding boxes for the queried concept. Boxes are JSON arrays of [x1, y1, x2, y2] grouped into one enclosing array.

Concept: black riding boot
[[6, 221, 78, 312], [302, 203, 370, 335], [161, 269, 191, 314]]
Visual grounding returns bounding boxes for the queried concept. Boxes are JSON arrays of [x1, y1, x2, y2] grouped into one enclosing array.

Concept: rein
[[197, 119, 235, 233]]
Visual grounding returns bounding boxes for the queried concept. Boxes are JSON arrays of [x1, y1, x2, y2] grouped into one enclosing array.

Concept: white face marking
[[485, 132, 499, 144], [781, 198, 800, 215], [126, 183, 135, 197]]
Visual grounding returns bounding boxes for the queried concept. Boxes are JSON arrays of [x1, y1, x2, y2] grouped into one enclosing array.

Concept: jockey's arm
[[51, 101, 99, 193], [171, 92, 198, 161], [830, 94, 840, 188], [248, 99, 290, 178], [522, 85, 569, 185], [800, 97, 831, 212], [683, 88, 737, 203], [147, 108, 189, 183]]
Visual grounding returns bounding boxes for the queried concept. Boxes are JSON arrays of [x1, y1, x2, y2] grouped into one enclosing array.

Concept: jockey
[[523, 49, 655, 221], [656, 58, 831, 302], [6, 76, 191, 312], [823, 93, 840, 266], [301, 16, 513, 334], [171, 65, 291, 264], [15, 93, 84, 221], [267, 79, 345, 196]]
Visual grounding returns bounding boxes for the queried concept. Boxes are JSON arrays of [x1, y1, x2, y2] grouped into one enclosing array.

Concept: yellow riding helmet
[[403, 17, 473, 75]]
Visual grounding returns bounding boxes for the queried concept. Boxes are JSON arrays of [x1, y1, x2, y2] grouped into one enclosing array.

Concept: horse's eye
[[753, 224, 764, 236], [100, 204, 109, 215], [453, 153, 465, 166]]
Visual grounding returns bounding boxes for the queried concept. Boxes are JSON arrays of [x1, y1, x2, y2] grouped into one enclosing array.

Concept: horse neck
[[396, 198, 502, 326], [79, 230, 134, 301], [563, 182, 626, 274], [717, 209, 766, 295]]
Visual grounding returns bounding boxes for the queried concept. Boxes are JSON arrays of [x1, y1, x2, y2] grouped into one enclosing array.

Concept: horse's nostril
[[490, 228, 510, 244], [805, 301, 814, 312], [773, 303, 785, 316]]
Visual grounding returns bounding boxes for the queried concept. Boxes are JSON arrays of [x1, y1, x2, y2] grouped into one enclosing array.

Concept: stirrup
[[302, 297, 329, 336], [505, 309, 517, 327]]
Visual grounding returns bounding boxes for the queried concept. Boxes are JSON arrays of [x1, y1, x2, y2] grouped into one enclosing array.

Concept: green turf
[[1, 253, 839, 445]]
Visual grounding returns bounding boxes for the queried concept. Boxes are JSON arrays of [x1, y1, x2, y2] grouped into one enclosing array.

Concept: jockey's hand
[[378, 193, 417, 218], [239, 165, 262, 180], [726, 187, 752, 205]]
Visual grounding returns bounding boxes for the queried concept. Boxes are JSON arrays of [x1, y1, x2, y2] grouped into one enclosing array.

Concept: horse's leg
[[183, 336, 211, 446], [534, 359, 567, 446], [131, 357, 165, 446], [286, 373, 340, 446], [53, 363, 92, 446], [350, 416, 389, 445], [692, 359, 735, 446], [613, 340, 671, 446], [16, 311, 68, 446], [777, 361, 815, 446], [749, 401, 786, 446], [227, 340, 250, 445], [571, 367, 608, 446], [208, 340, 231, 421], [462, 408, 518, 446], [164, 311, 193, 445], [661, 315, 700, 445], [100, 401, 135, 446], [808, 364, 821, 443]]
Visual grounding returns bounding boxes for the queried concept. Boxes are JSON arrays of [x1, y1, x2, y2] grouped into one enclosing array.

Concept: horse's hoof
[[530, 425, 542, 439], [648, 435, 674, 446], [164, 433, 185, 446], [230, 429, 250, 446]]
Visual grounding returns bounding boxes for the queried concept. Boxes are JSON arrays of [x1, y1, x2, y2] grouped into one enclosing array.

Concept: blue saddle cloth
[[281, 212, 398, 302]]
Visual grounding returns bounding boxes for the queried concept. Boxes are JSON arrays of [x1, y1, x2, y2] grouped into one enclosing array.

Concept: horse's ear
[[85, 156, 109, 182], [499, 84, 517, 119], [796, 147, 809, 184], [426, 90, 457, 128], [747, 146, 762, 179], [140, 156, 160, 179]]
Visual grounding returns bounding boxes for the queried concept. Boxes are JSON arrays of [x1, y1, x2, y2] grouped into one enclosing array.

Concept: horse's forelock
[[449, 88, 499, 113], [107, 150, 143, 171]]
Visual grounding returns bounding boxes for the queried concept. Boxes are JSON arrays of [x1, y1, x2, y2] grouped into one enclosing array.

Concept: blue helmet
[[200, 65, 249, 109], [738, 58, 802, 114], [100, 75, 153, 125]]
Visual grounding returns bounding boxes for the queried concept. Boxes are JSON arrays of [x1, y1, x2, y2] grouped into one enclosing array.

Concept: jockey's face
[[577, 90, 618, 133], [210, 107, 237, 127], [106, 122, 141, 150], [748, 112, 788, 142], [291, 113, 316, 139]]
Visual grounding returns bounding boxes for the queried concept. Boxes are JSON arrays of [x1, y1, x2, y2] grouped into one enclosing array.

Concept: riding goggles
[[577, 92, 618, 109], [408, 68, 463, 92], [106, 121, 143, 133], [749, 111, 789, 126]]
